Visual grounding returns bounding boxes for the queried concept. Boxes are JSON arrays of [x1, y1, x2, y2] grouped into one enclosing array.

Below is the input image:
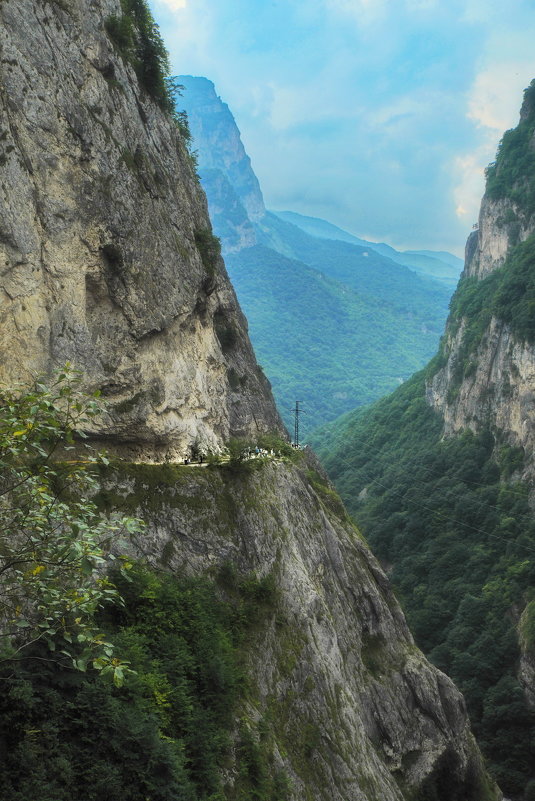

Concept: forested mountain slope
[[311, 82, 535, 800], [274, 210, 463, 289], [226, 243, 448, 431], [0, 1, 497, 800]]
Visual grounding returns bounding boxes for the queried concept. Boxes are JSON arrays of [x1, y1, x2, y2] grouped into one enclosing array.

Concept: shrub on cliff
[[0, 367, 139, 680]]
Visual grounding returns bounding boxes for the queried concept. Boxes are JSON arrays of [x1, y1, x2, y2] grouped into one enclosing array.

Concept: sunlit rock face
[[0, 1, 500, 798], [0, 0, 282, 459]]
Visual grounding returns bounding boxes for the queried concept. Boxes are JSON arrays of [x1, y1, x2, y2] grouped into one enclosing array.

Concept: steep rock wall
[[100, 454, 498, 801], [0, 0, 281, 459], [428, 87, 535, 484], [178, 75, 266, 237], [427, 84, 535, 722]]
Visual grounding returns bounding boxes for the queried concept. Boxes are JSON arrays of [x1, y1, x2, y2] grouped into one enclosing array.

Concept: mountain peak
[[178, 75, 266, 231]]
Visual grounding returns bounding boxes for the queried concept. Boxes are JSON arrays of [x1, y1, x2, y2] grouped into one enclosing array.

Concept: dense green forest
[[310, 373, 535, 797], [0, 564, 287, 801], [274, 211, 463, 289], [256, 212, 450, 325], [226, 235, 449, 432]]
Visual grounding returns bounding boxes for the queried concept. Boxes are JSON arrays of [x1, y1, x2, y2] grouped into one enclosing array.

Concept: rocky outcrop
[[519, 602, 535, 711], [427, 315, 535, 480], [0, 0, 281, 459], [0, 1, 500, 798], [428, 86, 535, 485], [427, 85, 535, 722], [198, 167, 258, 253]]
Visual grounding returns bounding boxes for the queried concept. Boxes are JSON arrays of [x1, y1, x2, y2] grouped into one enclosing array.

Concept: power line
[[328, 441, 534, 500], [291, 401, 304, 447], [365, 475, 535, 557]]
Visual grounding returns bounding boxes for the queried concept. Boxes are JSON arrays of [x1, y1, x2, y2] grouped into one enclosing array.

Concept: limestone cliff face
[[0, 1, 499, 799], [427, 87, 535, 484], [178, 75, 265, 251], [0, 0, 281, 459], [426, 85, 535, 721]]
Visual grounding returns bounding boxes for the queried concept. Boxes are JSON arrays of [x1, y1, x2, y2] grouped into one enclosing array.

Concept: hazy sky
[[150, 0, 535, 255]]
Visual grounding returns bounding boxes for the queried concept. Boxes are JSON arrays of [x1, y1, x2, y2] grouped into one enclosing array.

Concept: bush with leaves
[[0, 367, 141, 682]]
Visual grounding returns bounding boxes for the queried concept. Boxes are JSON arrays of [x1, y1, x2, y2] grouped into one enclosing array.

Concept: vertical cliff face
[[427, 85, 535, 485], [0, 0, 282, 459], [0, 2, 499, 799]]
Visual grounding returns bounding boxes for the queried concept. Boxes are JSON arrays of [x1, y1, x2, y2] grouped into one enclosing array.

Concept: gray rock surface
[[518, 603, 535, 711], [428, 95, 535, 471], [178, 75, 266, 251], [0, 0, 282, 459], [427, 90, 535, 715]]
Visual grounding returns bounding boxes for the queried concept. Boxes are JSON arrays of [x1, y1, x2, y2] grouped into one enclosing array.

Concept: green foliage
[[216, 435, 299, 476], [311, 374, 535, 795], [0, 564, 287, 801], [106, 0, 170, 107], [443, 234, 535, 389], [214, 311, 238, 354], [104, 0, 192, 142], [225, 225, 451, 431], [485, 81, 535, 214], [520, 600, 535, 653], [0, 368, 140, 677], [411, 745, 493, 801], [435, 81, 535, 388], [194, 228, 221, 278]]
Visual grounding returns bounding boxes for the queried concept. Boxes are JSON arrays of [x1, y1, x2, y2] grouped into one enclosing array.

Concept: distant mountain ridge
[[177, 75, 455, 431], [275, 210, 463, 289]]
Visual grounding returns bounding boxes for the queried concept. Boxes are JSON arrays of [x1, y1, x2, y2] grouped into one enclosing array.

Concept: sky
[[149, 0, 535, 256]]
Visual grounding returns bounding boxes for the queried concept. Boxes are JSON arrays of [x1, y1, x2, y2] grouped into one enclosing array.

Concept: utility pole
[[292, 401, 304, 448]]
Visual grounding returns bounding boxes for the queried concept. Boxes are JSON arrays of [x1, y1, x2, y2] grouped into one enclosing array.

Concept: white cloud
[[453, 151, 487, 222], [157, 0, 187, 9], [405, 0, 437, 10], [452, 61, 534, 226], [467, 63, 533, 132], [325, 0, 388, 25]]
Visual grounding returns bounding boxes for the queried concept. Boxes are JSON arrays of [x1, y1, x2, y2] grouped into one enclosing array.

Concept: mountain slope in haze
[[311, 82, 535, 799], [257, 211, 451, 324], [178, 77, 454, 432], [275, 210, 464, 289]]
